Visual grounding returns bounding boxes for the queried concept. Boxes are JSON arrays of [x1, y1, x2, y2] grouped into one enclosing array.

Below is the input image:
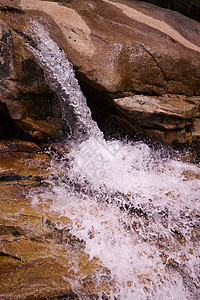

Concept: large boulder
[[15, 0, 200, 96], [0, 0, 200, 146]]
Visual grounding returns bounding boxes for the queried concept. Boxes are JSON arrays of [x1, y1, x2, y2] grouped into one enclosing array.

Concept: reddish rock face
[[0, 0, 200, 146]]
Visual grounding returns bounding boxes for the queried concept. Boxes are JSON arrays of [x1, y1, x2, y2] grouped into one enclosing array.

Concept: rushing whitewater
[[27, 21, 200, 299]]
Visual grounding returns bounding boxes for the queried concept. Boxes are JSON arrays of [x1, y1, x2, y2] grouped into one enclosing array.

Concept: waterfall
[[28, 21, 200, 300], [26, 20, 102, 141]]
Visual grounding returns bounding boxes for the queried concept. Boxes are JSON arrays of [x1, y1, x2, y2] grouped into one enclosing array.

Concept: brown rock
[[0, 256, 75, 300], [0, 140, 41, 153], [0, 12, 63, 141], [192, 118, 200, 141], [15, 0, 200, 96], [0, 150, 115, 299], [0, 141, 9, 153], [0, 151, 51, 181], [114, 94, 199, 144]]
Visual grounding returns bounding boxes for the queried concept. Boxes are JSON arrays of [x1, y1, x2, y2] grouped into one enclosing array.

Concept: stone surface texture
[[114, 95, 200, 144], [0, 146, 114, 299]]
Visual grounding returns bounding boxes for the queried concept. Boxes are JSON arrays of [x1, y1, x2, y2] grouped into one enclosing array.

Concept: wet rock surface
[[0, 147, 114, 299], [0, 140, 41, 153]]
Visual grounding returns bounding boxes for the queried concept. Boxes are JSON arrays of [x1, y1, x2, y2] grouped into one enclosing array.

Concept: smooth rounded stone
[[17, 0, 200, 95]]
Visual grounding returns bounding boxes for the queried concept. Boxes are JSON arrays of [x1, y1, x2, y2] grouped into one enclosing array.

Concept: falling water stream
[[27, 21, 200, 299]]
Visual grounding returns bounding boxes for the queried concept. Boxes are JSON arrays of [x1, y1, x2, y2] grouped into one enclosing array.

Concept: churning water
[[27, 21, 200, 299]]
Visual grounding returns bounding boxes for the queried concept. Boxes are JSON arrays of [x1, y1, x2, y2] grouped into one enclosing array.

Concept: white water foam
[[42, 138, 199, 299], [28, 21, 200, 299]]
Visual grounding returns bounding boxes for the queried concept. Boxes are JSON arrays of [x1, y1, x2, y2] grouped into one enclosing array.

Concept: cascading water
[[27, 21, 200, 299], [26, 21, 102, 141]]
